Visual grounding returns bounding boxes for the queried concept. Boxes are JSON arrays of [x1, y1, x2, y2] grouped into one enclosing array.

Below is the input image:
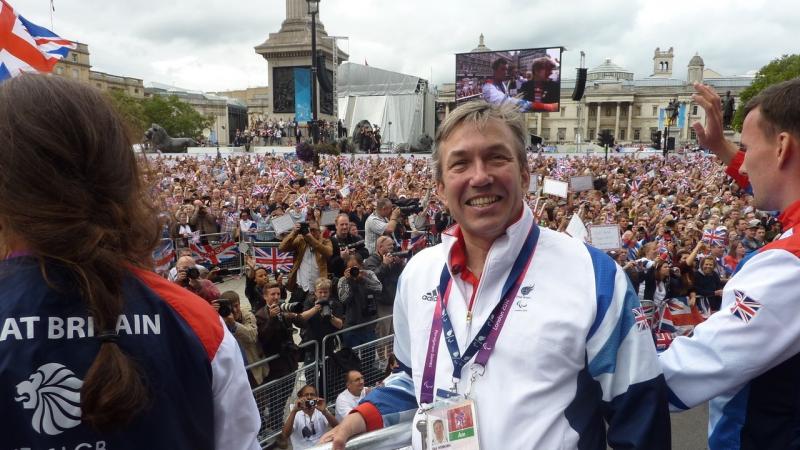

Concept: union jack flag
[[190, 239, 238, 265], [730, 290, 762, 324], [628, 178, 643, 193], [654, 332, 674, 352], [0, 1, 76, 82], [310, 175, 326, 190], [293, 193, 309, 210], [254, 246, 294, 274], [632, 306, 650, 332], [401, 233, 428, 254], [152, 239, 175, 275], [251, 185, 270, 197], [702, 227, 728, 247]]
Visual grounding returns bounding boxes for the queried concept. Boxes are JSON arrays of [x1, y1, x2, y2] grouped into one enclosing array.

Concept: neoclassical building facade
[[438, 41, 753, 147]]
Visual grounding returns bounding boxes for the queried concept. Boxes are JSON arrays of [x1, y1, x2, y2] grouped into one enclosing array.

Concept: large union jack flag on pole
[[0, 1, 76, 81], [254, 246, 294, 274], [730, 290, 762, 324]]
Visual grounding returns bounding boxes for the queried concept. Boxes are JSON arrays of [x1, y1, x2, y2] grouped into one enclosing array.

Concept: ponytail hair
[[0, 75, 161, 430]]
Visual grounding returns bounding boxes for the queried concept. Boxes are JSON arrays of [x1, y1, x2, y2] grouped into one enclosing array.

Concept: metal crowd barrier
[[248, 340, 320, 448], [321, 315, 395, 405]]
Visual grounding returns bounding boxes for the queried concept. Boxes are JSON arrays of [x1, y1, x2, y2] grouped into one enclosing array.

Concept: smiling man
[[320, 100, 669, 449]]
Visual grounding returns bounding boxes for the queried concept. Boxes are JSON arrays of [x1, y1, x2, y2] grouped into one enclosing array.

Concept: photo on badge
[[426, 399, 480, 449]]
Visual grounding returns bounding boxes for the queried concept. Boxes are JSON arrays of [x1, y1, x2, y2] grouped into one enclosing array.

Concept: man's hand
[[176, 270, 188, 283], [318, 413, 367, 449], [314, 397, 328, 412], [390, 208, 402, 221], [382, 254, 394, 266], [691, 83, 739, 164], [340, 247, 351, 259], [268, 304, 281, 318]]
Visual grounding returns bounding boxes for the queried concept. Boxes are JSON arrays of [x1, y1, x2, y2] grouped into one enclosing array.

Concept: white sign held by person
[[271, 214, 295, 236], [590, 225, 622, 250], [528, 175, 539, 193], [542, 178, 568, 198], [565, 215, 589, 242], [569, 175, 594, 192], [320, 209, 339, 227], [339, 186, 351, 198]]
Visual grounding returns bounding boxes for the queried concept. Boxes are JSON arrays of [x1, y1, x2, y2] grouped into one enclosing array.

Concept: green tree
[[141, 95, 214, 139], [106, 89, 148, 140], [733, 54, 800, 131]]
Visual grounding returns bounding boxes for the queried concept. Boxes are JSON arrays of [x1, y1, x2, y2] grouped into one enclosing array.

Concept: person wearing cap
[[660, 79, 800, 449], [740, 218, 764, 255]]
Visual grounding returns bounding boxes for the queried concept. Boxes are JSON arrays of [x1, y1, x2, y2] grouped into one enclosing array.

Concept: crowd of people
[[6, 71, 800, 450]]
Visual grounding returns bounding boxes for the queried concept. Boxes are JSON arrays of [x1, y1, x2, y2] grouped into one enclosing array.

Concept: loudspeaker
[[572, 68, 588, 101], [316, 53, 333, 93], [530, 134, 543, 146]]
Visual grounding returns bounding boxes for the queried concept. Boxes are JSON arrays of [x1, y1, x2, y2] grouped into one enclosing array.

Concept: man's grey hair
[[431, 100, 527, 182]]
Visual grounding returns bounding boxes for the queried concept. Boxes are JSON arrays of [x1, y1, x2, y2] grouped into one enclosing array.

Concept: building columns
[[536, 112, 542, 136], [627, 103, 633, 143], [595, 103, 601, 137], [582, 101, 590, 140], [614, 102, 621, 142]]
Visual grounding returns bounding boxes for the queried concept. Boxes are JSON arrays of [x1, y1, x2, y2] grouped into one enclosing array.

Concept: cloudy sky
[[14, 0, 799, 92]]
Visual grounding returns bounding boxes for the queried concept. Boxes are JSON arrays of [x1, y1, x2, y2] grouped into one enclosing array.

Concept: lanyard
[[420, 223, 539, 404]]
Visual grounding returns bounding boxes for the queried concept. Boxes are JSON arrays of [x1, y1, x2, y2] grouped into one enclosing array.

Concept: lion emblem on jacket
[[15, 363, 83, 435]]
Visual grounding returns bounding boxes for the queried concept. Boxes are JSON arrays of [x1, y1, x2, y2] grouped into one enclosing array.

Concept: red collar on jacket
[[778, 199, 800, 230]]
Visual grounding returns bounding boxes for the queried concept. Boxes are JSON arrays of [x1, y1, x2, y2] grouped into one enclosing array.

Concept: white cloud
[[13, 0, 800, 91]]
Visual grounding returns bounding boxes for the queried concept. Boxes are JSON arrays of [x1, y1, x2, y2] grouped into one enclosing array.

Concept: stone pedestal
[[254, 0, 348, 122]]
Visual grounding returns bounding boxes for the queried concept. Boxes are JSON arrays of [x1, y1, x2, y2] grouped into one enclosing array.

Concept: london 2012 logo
[[15, 363, 83, 435]]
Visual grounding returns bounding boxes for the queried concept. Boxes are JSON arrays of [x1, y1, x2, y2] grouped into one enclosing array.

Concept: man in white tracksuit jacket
[[320, 100, 670, 449]]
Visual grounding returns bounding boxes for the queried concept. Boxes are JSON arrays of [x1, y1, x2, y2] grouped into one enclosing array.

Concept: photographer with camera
[[300, 278, 344, 355], [281, 384, 337, 450], [188, 198, 219, 242], [173, 255, 219, 303], [337, 254, 383, 348], [255, 282, 307, 431], [363, 236, 405, 338], [364, 198, 402, 254], [279, 220, 333, 304], [212, 291, 267, 386], [328, 214, 369, 279]]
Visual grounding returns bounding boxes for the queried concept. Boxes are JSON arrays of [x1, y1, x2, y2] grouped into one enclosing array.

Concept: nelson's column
[[255, 0, 348, 130]]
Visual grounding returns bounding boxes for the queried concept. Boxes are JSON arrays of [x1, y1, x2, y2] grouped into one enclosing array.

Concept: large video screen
[[455, 47, 562, 113]]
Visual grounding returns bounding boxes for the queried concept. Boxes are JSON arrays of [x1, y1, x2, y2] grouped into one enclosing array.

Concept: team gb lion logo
[[15, 363, 83, 435]]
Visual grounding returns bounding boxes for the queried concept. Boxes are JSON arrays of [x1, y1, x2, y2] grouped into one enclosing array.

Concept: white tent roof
[[337, 62, 422, 97]]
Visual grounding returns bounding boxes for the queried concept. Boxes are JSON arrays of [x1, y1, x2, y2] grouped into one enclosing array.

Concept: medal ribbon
[[420, 222, 539, 404]]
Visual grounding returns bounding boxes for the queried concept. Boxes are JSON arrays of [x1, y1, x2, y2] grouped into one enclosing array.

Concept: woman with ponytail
[[0, 75, 259, 449]]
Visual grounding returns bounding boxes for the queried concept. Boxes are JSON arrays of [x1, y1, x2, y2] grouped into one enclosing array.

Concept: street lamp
[[663, 99, 678, 159], [307, 0, 320, 144]]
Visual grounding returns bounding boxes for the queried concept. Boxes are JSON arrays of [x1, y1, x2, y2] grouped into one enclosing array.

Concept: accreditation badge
[[426, 398, 480, 449]]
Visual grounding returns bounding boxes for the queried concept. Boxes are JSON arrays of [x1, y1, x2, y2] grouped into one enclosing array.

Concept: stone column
[[582, 102, 590, 140], [536, 112, 542, 135], [614, 102, 621, 141], [286, 0, 307, 19], [627, 103, 633, 143], [595, 103, 601, 136]]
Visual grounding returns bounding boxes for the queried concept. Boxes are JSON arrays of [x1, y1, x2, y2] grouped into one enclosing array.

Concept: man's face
[[265, 287, 281, 306], [755, 228, 766, 241], [347, 371, 365, 395], [493, 63, 508, 82], [434, 421, 445, 440], [377, 239, 393, 256], [335, 216, 350, 237], [740, 108, 781, 210], [254, 268, 268, 286], [436, 120, 528, 246], [309, 222, 321, 239]]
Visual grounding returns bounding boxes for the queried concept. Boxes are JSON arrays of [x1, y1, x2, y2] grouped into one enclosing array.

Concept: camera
[[186, 267, 200, 280], [348, 267, 360, 278], [298, 222, 309, 235], [340, 240, 365, 251], [317, 300, 332, 319], [304, 399, 317, 409], [389, 250, 411, 259], [393, 197, 423, 216], [217, 299, 232, 317], [279, 301, 304, 314]]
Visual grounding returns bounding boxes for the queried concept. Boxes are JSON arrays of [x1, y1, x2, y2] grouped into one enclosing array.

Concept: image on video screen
[[455, 47, 562, 113]]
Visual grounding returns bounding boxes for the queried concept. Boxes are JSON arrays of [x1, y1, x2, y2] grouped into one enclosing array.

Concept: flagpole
[[50, 0, 54, 30]]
